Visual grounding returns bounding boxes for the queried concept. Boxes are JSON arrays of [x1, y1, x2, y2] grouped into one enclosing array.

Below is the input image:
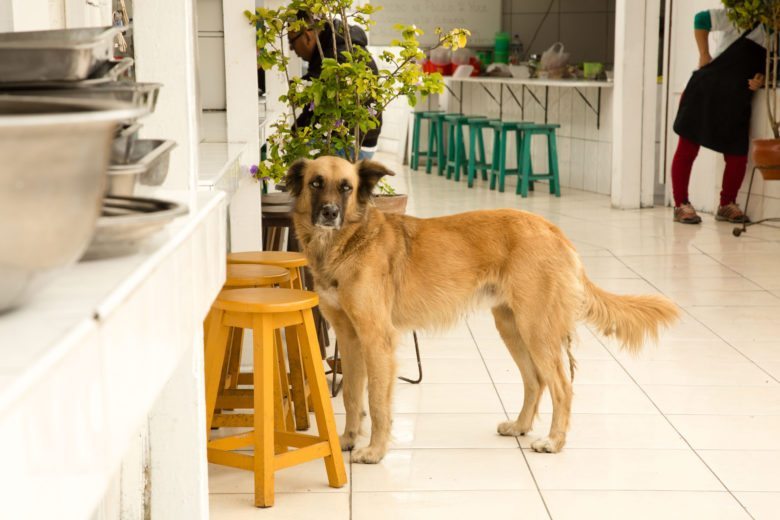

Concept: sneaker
[[673, 203, 702, 224], [716, 203, 750, 223]]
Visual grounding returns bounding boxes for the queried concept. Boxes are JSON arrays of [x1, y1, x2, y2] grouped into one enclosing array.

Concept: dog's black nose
[[321, 204, 340, 221]]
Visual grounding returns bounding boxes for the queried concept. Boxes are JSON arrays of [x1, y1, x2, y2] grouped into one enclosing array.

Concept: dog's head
[[285, 155, 395, 229]]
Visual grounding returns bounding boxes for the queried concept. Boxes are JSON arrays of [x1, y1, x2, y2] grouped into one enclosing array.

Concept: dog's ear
[[285, 159, 308, 198], [357, 159, 395, 203]]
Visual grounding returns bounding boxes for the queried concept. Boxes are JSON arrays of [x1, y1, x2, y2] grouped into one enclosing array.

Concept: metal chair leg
[[398, 331, 423, 384]]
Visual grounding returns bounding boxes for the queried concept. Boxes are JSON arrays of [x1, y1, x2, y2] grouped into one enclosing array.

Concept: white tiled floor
[[210, 153, 780, 519]]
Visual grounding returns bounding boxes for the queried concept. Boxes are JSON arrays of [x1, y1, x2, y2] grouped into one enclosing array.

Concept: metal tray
[[0, 27, 120, 83], [111, 122, 142, 165], [0, 58, 134, 90], [81, 196, 188, 260], [107, 139, 177, 196], [13, 81, 161, 118]]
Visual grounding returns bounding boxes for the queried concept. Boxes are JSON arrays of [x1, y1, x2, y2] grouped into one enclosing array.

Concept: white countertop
[[0, 189, 227, 519], [447, 76, 614, 88]]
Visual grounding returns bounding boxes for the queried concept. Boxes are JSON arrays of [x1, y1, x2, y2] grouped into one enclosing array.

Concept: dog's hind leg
[[492, 305, 545, 437], [321, 305, 367, 452], [524, 332, 573, 453]]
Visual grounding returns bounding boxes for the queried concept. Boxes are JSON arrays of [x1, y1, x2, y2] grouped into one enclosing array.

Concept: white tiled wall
[[501, 0, 615, 64], [445, 81, 613, 195]]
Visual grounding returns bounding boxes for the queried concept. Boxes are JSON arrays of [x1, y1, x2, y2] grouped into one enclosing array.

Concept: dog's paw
[[497, 420, 530, 437], [351, 446, 385, 464], [339, 432, 357, 451], [530, 437, 562, 453]]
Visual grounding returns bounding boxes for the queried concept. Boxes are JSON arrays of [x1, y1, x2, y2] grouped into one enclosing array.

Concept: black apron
[[673, 28, 766, 156]]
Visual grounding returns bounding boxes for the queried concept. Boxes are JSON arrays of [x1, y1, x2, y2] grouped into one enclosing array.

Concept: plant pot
[[752, 138, 780, 180], [372, 193, 408, 214]]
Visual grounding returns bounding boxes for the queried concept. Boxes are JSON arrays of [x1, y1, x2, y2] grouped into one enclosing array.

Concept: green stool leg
[[517, 129, 534, 192], [468, 125, 477, 188], [437, 120, 446, 176], [411, 113, 421, 170], [518, 129, 533, 197], [490, 128, 500, 190], [477, 126, 488, 181], [425, 119, 436, 174], [454, 123, 465, 182], [446, 123, 455, 179], [548, 131, 561, 197], [498, 127, 509, 192]]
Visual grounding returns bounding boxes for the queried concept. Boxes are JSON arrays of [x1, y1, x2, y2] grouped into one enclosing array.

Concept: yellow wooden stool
[[204, 288, 347, 507], [226, 251, 312, 430], [211, 264, 293, 430]]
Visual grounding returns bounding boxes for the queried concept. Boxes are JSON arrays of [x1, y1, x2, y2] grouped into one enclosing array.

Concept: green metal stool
[[517, 124, 561, 198], [444, 114, 485, 182], [489, 120, 533, 193], [466, 118, 498, 188], [410, 110, 444, 172]]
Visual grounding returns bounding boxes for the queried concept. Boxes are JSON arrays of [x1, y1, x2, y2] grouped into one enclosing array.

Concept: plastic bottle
[[510, 34, 524, 65]]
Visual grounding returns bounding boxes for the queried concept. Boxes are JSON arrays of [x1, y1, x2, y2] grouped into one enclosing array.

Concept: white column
[[133, 0, 201, 192], [612, 0, 661, 208]]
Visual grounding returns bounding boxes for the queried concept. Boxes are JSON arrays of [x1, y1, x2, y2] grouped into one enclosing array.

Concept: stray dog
[[287, 156, 679, 464]]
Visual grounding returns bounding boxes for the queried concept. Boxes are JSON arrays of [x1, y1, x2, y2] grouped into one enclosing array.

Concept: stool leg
[[252, 314, 276, 507], [273, 338, 289, 454], [478, 126, 488, 181], [275, 329, 296, 432], [490, 129, 500, 190], [548, 131, 561, 197], [467, 126, 477, 188], [446, 123, 455, 179], [286, 326, 310, 430], [518, 130, 533, 197], [298, 309, 347, 488], [411, 114, 421, 170], [437, 120, 446, 176], [225, 327, 244, 391], [454, 124, 464, 182], [499, 128, 508, 193], [425, 118, 435, 174], [204, 309, 231, 433]]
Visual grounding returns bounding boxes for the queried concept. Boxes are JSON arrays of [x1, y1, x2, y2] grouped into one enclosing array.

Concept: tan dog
[[287, 156, 679, 464]]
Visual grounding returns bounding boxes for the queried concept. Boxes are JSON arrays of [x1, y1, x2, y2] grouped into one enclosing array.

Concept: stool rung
[[217, 389, 253, 409], [208, 449, 253, 470], [208, 432, 255, 451], [212, 413, 255, 428], [275, 442, 331, 470], [237, 372, 254, 385], [275, 431, 323, 449]]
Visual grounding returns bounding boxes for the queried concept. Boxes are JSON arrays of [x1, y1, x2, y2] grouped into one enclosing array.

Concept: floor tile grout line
[[593, 253, 757, 520], [609, 251, 780, 385], [466, 320, 555, 520]]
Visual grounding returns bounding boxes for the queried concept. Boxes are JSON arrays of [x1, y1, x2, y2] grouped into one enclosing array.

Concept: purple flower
[[249, 164, 259, 175], [308, 101, 315, 111], [368, 106, 377, 117], [334, 119, 344, 128]]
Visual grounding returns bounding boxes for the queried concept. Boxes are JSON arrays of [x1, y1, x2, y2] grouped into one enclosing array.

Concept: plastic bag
[[539, 42, 569, 78]]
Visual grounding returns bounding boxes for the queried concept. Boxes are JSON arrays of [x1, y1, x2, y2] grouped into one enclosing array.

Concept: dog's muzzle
[[316, 203, 342, 228]]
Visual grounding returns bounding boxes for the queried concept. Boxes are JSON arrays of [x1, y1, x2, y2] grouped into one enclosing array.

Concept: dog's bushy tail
[[582, 276, 680, 354]]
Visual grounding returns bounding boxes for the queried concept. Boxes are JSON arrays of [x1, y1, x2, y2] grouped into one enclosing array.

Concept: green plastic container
[[494, 32, 510, 52], [493, 51, 509, 64]]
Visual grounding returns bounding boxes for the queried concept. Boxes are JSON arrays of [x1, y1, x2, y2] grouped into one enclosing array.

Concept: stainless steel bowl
[[0, 95, 145, 312]]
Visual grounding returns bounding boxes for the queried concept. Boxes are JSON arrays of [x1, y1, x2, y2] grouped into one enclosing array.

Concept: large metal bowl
[[0, 95, 145, 313]]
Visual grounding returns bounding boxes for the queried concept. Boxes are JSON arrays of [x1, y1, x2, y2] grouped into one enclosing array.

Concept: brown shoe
[[674, 203, 702, 224], [716, 203, 750, 223]]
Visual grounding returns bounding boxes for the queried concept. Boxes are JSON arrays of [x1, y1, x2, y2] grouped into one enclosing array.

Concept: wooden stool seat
[[215, 288, 320, 314], [228, 251, 308, 270], [261, 192, 292, 205], [204, 287, 346, 507], [225, 264, 290, 288]]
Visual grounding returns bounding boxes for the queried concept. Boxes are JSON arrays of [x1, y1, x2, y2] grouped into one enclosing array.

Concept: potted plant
[[244, 0, 470, 211], [724, 0, 780, 179]]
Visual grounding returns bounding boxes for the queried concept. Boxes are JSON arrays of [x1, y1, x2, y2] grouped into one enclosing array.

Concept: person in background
[[287, 12, 382, 160], [671, 8, 766, 224]]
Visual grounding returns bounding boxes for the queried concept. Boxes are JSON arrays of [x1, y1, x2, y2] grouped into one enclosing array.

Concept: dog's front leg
[[349, 319, 396, 464], [321, 305, 366, 451]]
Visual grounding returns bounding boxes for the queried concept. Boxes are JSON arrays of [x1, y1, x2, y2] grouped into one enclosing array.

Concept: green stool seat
[[466, 118, 499, 188], [488, 120, 532, 193], [444, 114, 485, 181], [410, 110, 445, 171], [517, 124, 561, 198]]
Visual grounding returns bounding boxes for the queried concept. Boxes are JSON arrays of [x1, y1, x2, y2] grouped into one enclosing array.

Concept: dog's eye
[[310, 179, 323, 189], [340, 183, 353, 193]]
